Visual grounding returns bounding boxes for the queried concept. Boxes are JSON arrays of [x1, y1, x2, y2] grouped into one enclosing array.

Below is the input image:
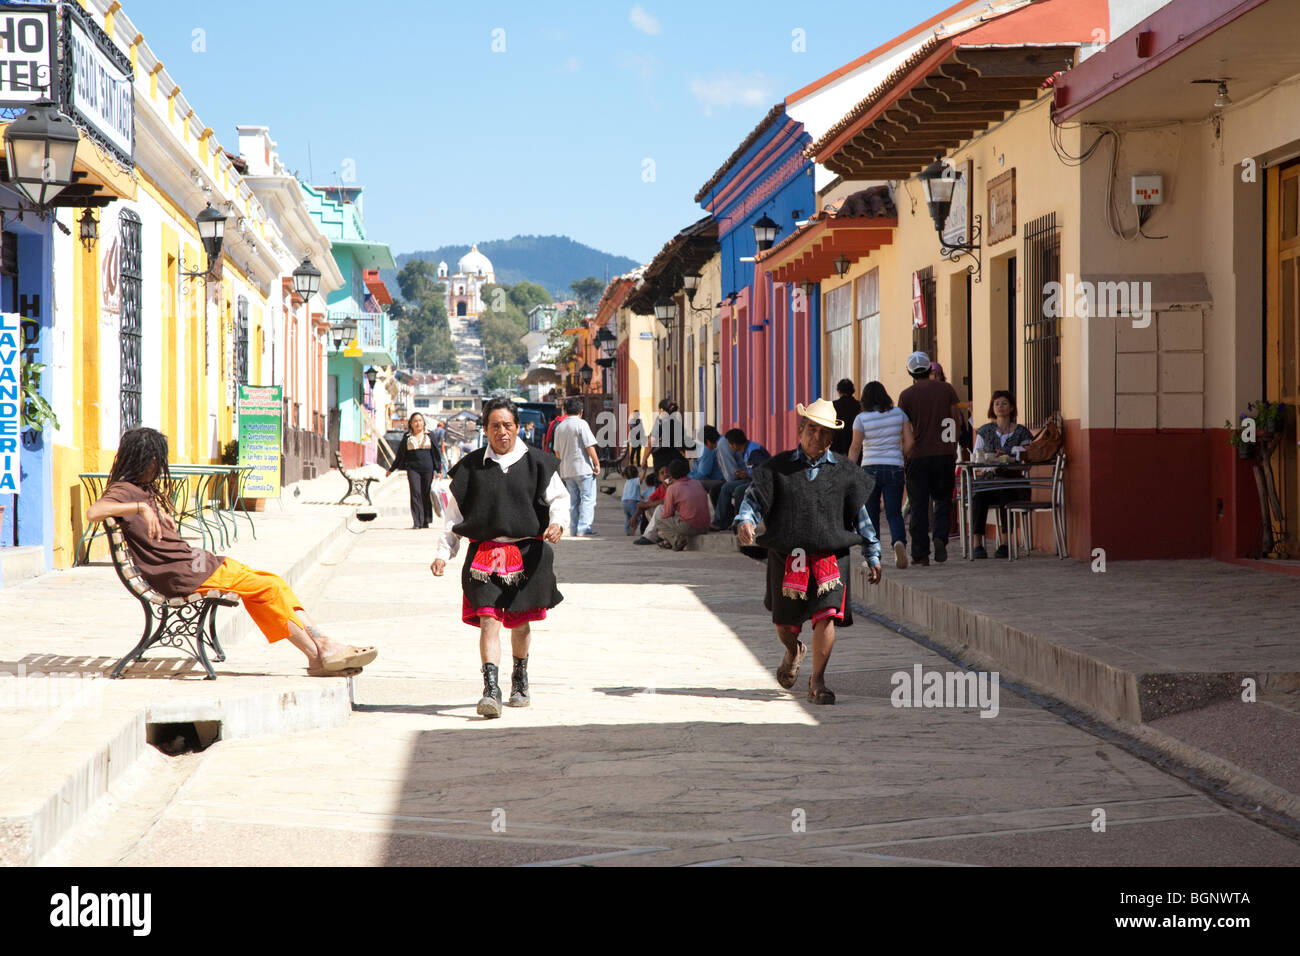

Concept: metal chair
[[104, 518, 239, 680], [1007, 451, 1067, 559]]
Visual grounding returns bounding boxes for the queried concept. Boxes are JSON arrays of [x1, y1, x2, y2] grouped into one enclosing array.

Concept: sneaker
[[633, 537, 655, 545], [933, 539, 947, 563], [893, 541, 909, 569], [972, 545, 988, 559], [994, 544, 1009, 559]]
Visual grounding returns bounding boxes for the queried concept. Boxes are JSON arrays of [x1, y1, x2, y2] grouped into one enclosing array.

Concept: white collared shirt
[[434, 438, 570, 562]]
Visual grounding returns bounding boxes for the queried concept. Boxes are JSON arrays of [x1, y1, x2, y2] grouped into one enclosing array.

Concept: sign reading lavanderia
[[0, 312, 21, 494], [237, 385, 282, 499]]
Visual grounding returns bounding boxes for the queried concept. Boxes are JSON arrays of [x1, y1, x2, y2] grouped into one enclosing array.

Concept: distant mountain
[[382, 235, 639, 299]]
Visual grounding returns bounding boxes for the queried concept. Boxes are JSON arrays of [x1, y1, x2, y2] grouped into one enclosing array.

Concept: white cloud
[[629, 5, 662, 36], [690, 72, 775, 116], [563, 56, 580, 73]]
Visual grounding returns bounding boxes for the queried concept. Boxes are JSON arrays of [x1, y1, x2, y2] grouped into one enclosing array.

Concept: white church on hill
[[438, 244, 495, 318]]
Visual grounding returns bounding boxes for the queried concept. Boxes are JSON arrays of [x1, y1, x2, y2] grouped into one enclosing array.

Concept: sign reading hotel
[[237, 385, 283, 498], [62, 2, 133, 164], [0, 5, 55, 109], [0, 312, 21, 493]]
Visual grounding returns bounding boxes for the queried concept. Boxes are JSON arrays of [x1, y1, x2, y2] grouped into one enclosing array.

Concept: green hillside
[[382, 235, 639, 299]]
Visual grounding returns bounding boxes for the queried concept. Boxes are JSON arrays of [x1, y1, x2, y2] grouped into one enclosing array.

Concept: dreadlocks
[[108, 427, 176, 515]]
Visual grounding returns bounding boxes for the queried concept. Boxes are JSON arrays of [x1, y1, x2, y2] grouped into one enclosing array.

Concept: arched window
[[119, 209, 143, 432]]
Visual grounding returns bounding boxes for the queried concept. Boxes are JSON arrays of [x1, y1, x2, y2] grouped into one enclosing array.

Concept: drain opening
[[146, 720, 222, 756]]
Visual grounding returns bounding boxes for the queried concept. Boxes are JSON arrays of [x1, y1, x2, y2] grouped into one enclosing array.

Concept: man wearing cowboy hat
[[735, 398, 882, 705]]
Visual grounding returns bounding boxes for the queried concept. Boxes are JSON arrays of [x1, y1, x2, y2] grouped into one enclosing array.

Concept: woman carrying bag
[[387, 413, 444, 529]]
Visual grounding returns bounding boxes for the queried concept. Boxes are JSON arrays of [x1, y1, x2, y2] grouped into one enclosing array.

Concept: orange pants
[[199, 558, 305, 643]]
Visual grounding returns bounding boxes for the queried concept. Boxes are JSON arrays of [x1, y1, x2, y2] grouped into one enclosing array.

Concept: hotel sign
[[60, 2, 133, 165], [0, 5, 55, 108]]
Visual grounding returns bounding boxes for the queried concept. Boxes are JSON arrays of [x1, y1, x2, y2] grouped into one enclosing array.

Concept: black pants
[[972, 488, 1030, 537], [406, 469, 434, 528], [904, 454, 955, 559]]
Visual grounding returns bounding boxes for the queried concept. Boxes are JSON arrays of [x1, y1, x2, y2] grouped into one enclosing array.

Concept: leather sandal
[[776, 641, 806, 689], [807, 682, 836, 705]]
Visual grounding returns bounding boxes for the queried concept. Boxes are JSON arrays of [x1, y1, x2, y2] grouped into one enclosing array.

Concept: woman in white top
[[847, 381, 910, 569]]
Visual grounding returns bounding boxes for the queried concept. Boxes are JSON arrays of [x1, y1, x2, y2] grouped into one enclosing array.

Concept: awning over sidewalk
[[757, 185, 897, 283], [808, 0, 1101, 179]]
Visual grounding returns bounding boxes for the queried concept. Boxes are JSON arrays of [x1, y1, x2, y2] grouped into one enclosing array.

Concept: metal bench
[[104, 517, 238, 680], [333, 451, 378, 505]]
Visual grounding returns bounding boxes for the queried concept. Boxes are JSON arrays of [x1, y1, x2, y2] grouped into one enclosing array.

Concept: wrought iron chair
[[104, 518, 238, 680], [333, 451, 378, 505]]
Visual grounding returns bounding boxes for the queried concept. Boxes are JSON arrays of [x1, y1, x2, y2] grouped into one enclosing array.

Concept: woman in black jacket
[[387, 413, 444, 528]]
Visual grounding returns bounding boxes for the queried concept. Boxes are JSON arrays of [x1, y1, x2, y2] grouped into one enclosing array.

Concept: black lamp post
[[365, 366, 378, 389], [654, 295, 675, 327], [331, 323, 346, 351], [579, 362, 594, 388], [3, 98, 80, 211], [752, 214, 780, 252], [917, 159, 982, 282], [292, 256, 321, 303], [595, 324, 616, 352], [78, 208, 98, 251], [682, 272, 700, 299], [182, 203, 228, 278], [833, 255, 851, 278]]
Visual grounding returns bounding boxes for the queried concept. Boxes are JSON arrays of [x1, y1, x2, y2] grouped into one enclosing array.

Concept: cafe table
[[956, 456, 1055, 560]]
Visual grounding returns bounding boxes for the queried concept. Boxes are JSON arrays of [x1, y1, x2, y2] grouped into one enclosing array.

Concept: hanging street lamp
[[752, 214, 780, 252], [917, 159, 983, 282], [3, 98, 80, 212], [78, 208, 98, 252], [292, 256, 321, 303]]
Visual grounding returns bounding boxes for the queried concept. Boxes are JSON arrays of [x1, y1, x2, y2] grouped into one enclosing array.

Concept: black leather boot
[[508, 656, 530, 707], [477, 663, 502, 718]]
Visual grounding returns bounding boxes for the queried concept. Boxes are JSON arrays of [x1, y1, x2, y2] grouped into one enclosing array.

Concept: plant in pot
[[1247, 400, 1285, 445], [1226, 416, 1255, 459]]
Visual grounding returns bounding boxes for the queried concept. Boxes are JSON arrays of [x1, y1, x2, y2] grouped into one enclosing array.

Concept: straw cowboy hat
[[795, 397, 842, 430]]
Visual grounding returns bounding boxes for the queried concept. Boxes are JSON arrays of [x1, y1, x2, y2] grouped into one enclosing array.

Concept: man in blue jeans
[[552, 397, 602, 536], [710, 428, 770, 531]]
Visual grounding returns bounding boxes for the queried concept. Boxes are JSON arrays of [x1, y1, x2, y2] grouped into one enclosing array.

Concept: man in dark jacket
[[735, 398, 882, 705]]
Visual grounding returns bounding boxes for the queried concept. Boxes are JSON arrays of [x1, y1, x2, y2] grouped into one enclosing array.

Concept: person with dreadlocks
[[86, 426, 378, 676], [430, 397, 568, 718]]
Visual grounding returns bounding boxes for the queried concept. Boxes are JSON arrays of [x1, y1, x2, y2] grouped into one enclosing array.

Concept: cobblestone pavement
[[42, 494, 1300, 867]]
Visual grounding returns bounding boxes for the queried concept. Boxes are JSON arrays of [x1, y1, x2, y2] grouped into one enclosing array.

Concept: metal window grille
[[913, 266, 937, 358], [119, 209, 143, 433], [235, 296, 249, 387], [1023, 212, 1061, 427]]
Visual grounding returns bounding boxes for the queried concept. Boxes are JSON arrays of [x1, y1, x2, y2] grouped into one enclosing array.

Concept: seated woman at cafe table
[[86, 426, 378, 677], [970, 390, 1035, 559]]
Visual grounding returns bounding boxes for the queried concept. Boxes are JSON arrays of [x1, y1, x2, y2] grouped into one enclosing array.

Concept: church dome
[[457, 244, 493, 277]]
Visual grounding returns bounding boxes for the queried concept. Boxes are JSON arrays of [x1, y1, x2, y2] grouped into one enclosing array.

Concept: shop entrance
[[1267, 157, 1300, 555]]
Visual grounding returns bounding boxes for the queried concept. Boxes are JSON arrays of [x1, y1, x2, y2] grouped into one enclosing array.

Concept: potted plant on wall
[[1226, 415, 1255, 459], [1248, 399, 1285, 445]]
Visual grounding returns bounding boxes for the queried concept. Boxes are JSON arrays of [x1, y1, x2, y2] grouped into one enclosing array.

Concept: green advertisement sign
[[237, 385, 282, 497]]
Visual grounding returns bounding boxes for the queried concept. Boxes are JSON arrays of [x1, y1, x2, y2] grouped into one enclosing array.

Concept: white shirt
[[852, 407, 907, 467], [434, 438, 570, 562], [553, 416, 598, 479]]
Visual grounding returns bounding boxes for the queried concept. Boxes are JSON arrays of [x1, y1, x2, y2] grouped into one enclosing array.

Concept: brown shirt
[[898, 379, 960, 458], [661, 476, 712, 531], [100, 481, 224, 596]]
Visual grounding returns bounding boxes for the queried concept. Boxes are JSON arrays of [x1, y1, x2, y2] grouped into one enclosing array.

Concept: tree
[[392, 263, 458, 373], [508, 281, 552, 314], [569, 276, 604, 314], [478, 281, 530, 366], [484, 363, 523, 393]]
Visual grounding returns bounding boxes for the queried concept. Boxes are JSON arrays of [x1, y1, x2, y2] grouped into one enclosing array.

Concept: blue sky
[[126, 1, 952, 263]]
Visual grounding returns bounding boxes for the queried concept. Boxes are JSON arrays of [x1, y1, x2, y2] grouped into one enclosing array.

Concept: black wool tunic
[[447, 445, 564, 618]]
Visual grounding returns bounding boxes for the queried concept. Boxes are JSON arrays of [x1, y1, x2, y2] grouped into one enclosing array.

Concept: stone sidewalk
[[691, 521, 1300, 818], [0, 468, 407, 865], [39, 491, 1300, 867]]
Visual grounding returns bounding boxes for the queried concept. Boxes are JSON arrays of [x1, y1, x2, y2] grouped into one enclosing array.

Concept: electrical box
[[1132, 174, 1164, 205]]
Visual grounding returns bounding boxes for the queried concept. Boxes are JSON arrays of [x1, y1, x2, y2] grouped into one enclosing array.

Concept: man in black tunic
[[431, 398, 568, 718], [735, 398, 883, 704]]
